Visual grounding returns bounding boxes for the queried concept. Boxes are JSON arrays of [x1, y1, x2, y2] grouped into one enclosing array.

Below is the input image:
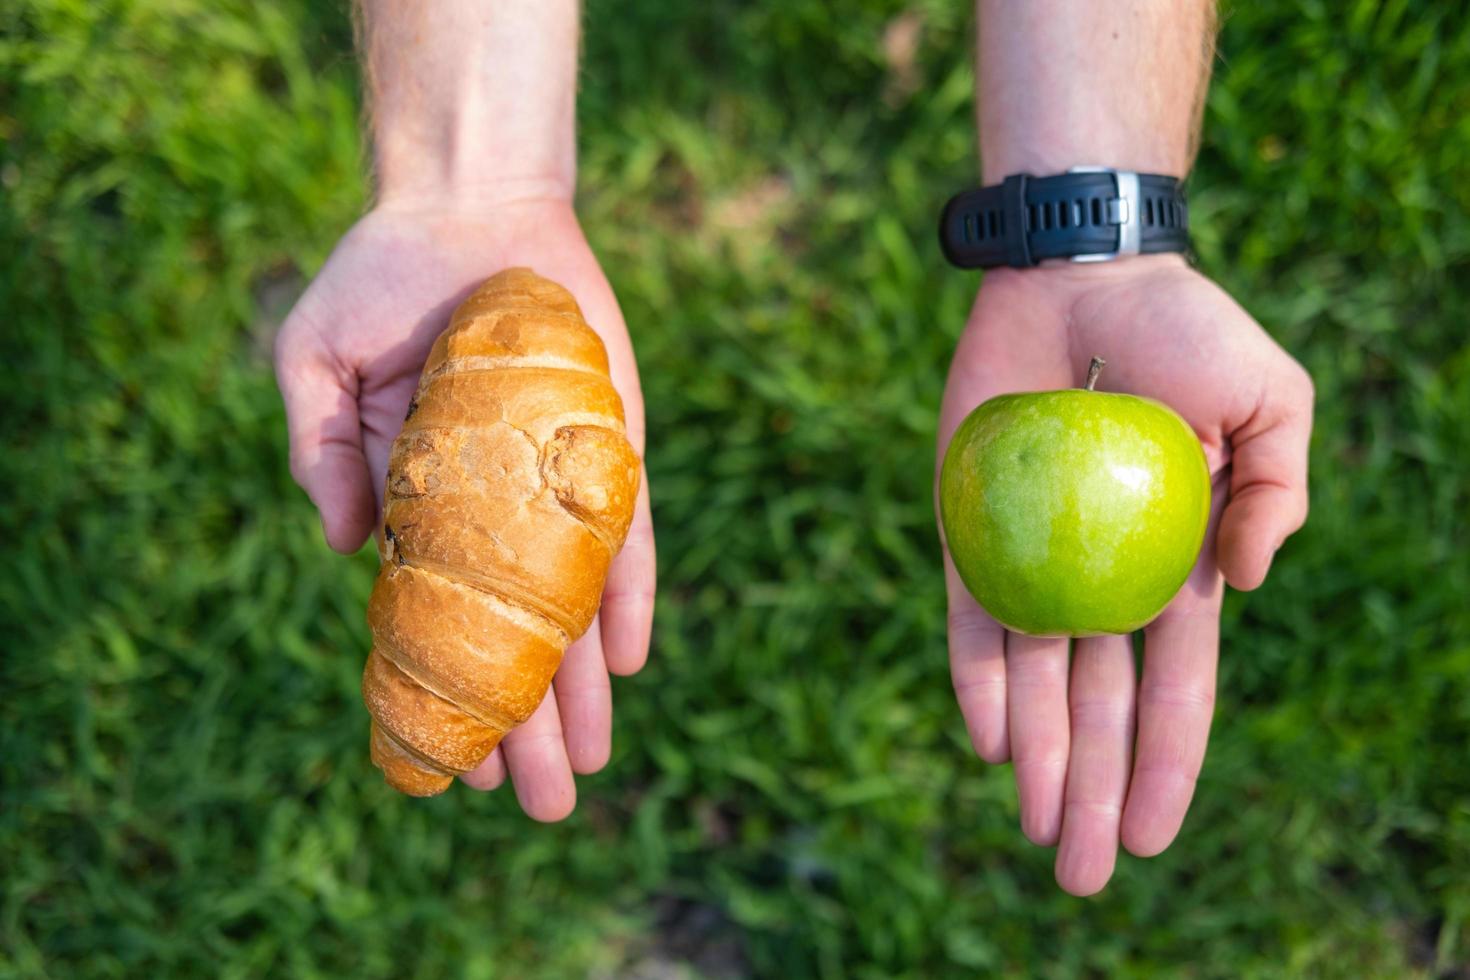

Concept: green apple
[[940, 359, 1211, 637]]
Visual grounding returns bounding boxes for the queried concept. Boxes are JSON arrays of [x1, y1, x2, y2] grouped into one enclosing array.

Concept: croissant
[[361, 268, 640, 796]]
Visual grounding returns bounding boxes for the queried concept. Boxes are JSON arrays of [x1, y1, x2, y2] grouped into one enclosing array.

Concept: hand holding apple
[[937, 254, 1314, 895]]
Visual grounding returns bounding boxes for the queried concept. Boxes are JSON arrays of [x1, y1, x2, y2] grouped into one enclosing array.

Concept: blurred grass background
[[2, 0, 1469, 976]]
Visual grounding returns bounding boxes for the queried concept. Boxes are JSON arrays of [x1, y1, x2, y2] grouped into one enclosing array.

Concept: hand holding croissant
[[275, 198, 655, 816]]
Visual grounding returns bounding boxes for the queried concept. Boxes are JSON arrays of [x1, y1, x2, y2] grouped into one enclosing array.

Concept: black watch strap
[[939, 170, 1189, 269]]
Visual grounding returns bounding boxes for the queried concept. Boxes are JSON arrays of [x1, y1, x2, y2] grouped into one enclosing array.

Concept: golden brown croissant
[[361, 268, 640, 796]]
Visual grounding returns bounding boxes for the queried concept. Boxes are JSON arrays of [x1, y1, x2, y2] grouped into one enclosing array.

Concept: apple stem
[[1085, 356, 1106, 391]]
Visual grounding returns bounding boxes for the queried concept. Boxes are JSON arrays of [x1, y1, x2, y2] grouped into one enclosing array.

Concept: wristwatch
[[938, 167, 1190, 269]]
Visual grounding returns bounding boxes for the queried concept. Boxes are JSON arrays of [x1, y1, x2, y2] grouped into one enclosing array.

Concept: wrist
[[979, 151, 1186, 188], [373, 108, 576, 206], [362, 0, 579, 206], [374, 175, 577, 217], [373, 111, 576, 207], [994, 251, 1188, 284]]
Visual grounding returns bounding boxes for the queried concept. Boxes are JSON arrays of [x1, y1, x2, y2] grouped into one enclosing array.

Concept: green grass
[[3, 0, 1469, 976]]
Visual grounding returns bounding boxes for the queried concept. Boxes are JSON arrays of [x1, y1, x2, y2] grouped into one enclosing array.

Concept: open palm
[[937, 254, 1313, 894], [274, 196, 655, 820]]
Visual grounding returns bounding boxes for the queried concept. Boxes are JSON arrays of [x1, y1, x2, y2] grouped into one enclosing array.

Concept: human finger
[[274, 326, 376, 552], [460, 746, 508, 792], [555, 618, 614, 775], [1055, 633, 1136, 895], [1217, 363, 1313, 590], [501, 687, 577, 822], [1120, 555, 1224, 857], [601, 471, 656, 676], [1007, 633, 1072, 846], [945, 555, 1009, 763]]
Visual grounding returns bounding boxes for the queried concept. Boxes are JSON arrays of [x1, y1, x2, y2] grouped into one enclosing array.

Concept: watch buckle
[[1067, 167, 1142, 263]]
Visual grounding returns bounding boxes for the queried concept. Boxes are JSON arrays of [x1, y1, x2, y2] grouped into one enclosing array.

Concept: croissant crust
[[362, 268, 640, 796]]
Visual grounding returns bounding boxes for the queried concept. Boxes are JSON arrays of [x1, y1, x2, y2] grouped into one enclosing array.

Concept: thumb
[[274, 328, 377, 553], [1217, 366, 1314, 590]]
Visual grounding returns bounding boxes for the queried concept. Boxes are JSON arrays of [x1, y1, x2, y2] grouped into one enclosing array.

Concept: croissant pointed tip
[[369, 721, 455, 797], [384, 770, 454, 797]]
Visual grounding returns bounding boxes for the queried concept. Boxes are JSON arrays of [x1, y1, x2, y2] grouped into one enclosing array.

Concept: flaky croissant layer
[[362, 268, 640, 796]]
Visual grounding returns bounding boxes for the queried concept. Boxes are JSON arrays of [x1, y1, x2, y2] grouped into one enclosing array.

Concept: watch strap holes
[[959, 210, 1005, 243]]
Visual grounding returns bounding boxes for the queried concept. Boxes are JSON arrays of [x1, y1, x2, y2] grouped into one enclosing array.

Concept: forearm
[[977, 0, 1216, 183], [358, 0, 580, 204]]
